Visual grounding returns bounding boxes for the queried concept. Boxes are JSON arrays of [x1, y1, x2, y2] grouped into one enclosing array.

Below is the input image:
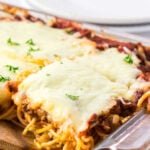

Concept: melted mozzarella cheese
[[75, 48, 146, 99], [0, 21, 96, 61], [0, 53, 39, 88], [15, 48, 147, 132], [77, 48, 140, 84]]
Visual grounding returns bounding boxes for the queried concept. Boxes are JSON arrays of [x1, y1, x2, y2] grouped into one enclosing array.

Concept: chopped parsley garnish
[[7, 38, 20, 46], [60, 61, 63, 64], [65, 28, 75, 35], [5, 65, 19, 73], [54, 54, 59, 58], [26, 39, 35, 46], [39, 66, 43, 70], [27, 47, 40, 55], [53, 54, 61, 60], [124, 54, 133, 64], [65, 94, 79, 101], [0, 74, 11, 82], [46, 73, 51, 76]]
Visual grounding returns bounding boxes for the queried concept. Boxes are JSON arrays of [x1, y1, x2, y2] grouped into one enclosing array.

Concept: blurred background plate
[[1, 0, 150, 37], [25, 0, 150, 25]]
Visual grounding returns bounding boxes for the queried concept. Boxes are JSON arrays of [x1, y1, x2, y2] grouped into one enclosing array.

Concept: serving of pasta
[[0, 3, 149, 150]]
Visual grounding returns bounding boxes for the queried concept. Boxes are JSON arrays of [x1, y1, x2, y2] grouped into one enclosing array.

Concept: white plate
[[25, 0, 150, 25]]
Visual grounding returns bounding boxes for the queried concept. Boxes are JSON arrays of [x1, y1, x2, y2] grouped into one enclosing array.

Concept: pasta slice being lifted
[[14, 48, 149, 150]]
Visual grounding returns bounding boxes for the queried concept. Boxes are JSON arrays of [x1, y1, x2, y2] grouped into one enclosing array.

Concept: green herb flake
[[26, 39, 35, 46], [65, 28, 75, 35], [0, 74, 11, 82], [65, 94, 79, 101], [39, 66, 43, 70], [7, 38, 20, 46], [5, 65, 19, 73], [124, 54, 133, 64], [46, 73, 51, 76], [27, 47, 40, 55], [60, 61, 63, 64], [54, 54, 59, 58]]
